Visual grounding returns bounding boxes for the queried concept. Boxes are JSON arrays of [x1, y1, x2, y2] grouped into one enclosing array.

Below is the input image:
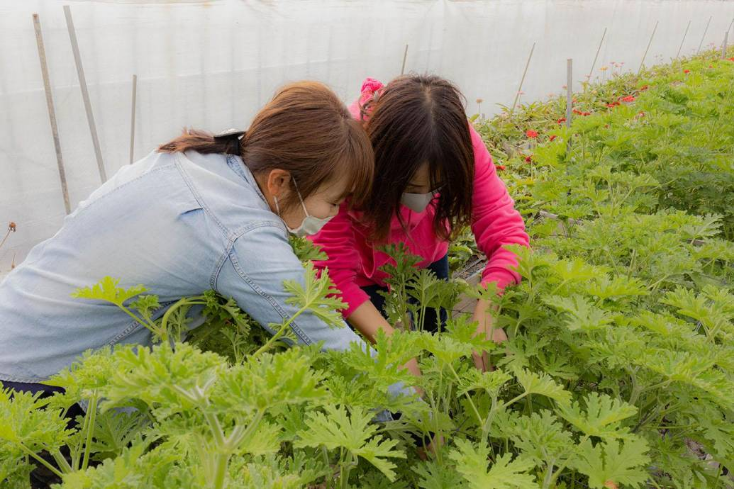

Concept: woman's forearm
[[347, 301, 395, 343]]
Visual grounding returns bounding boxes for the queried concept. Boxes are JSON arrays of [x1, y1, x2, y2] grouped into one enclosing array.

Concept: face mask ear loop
[[291, 177, 310, 218], [273, 195, 282, 217]]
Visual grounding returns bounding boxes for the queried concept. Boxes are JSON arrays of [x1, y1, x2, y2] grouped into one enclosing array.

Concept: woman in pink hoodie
[[311, 75, 529, 373]]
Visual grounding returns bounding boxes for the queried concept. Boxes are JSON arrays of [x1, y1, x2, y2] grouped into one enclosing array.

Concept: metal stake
[[33, 13, 71, 215], [587, 27, 607, 87], [511, 42, 536, 113], [129, 74, 137, 164], [64, 5, 106, 182], [697, 16, 712, 54], [400, 44, 409, 75], [638, 21, 659, 74], [676, 20, 691, 59]]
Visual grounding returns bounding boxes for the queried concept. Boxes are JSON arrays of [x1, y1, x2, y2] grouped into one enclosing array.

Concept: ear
[[266, 169, 292, 198]]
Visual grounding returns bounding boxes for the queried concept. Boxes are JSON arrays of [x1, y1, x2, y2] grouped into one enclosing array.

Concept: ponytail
[[158, 129, 244, 156]]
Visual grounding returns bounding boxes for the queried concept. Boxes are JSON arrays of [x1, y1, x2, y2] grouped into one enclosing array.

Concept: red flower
[[496, 164, 506, 171], [729, 57, 734, 62], [524, 155, 533, 163], [557, 117, 566, 124], [683, 69, 690, 74], [621, 95, 635, 103], [572, 109, 583, 115], [526, 129, 538, 139], [549, 135, 557, 142], [582, 111, 591, 116]]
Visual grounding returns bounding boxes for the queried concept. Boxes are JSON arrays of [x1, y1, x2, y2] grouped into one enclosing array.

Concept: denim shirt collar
[[226, 155, 268, 205]]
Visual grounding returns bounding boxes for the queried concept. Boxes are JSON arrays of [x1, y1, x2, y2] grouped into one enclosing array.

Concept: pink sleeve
[[469, 125, 530, 291], [309, 203, 370, 318]]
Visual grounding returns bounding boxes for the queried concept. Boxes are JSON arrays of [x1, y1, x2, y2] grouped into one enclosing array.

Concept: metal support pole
[[587, 27, 607, 86], [638, 21, 659, 74], [566, 59, 573, 130], [64, 5, 107, 182], [676, 20, 691, 59], [33, 13, 71, 215], [697, 16, 712, 54], [511, 42, 536, 113], [723, 32, 729, 59], [400, 44, 409, 75], [129, 74, 137, 164]]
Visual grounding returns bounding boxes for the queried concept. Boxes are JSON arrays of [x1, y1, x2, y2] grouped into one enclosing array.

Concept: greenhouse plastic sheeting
[[1, 0, 733, 276]]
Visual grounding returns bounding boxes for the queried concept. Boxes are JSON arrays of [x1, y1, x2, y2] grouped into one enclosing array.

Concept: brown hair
[[360, 74, 474, 242], [158, 81, 374, 210]]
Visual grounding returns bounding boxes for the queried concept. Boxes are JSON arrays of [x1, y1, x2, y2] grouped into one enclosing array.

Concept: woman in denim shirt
[[0, 81, 376, 395]]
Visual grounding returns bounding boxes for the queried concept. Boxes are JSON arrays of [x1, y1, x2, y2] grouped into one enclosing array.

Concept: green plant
[[2, 49, 734, 489]]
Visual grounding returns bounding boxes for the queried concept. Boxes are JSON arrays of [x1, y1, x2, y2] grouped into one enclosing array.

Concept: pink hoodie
[[310, 78, 529, 318]]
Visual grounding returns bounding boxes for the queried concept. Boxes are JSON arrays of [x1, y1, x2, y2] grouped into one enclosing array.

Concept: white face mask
[[273, 179, 333, 237], [401, 189, 439, 213]]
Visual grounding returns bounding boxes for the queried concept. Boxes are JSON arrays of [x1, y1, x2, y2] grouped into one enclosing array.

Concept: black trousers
[[1, 380, 85, 423], [360, 253, 449, 333]]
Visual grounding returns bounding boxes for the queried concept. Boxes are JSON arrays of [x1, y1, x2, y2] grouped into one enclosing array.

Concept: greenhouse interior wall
[[1, 0, 733, 278]]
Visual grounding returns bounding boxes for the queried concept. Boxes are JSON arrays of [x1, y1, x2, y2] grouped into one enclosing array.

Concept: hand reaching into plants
[[471, 298, 507, 372], [348, 301, 426, 395]]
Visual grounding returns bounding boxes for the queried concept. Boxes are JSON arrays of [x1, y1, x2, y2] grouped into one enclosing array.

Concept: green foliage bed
[[2, 50, 733, 489]]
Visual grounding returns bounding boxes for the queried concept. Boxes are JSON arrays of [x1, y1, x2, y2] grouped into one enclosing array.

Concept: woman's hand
[[471, 298, 507, 372]]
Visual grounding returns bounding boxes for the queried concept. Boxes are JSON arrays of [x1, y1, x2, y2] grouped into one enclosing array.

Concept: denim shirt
[[0, 150, 369, 383]]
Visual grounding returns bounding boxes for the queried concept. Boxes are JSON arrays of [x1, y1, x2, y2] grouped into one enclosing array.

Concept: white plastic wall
[[1, 0, 733, 276]]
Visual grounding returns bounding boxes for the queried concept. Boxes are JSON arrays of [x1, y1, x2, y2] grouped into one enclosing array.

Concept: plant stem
[[81, 392, 99, 471], [203, 411, 227, 449], [52, 448, 73, 474], [117, 304, 162, 340], [17, 443, 64, 479], [213, 453, 229, 489], [159, 297, 207, 339], [253, 307, 308, 357]]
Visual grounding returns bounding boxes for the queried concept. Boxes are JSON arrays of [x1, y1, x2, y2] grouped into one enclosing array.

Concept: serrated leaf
[[556, 392, 637, 439], [71, 276, 147, 307], [284, 263, 346, 328], [514, 368, 571, 405], [295, 405, 406, 481], [213, 347, 327, 412], [449, 439, 538, 489], [570, 437, 651, 489], [543, 294, 614, 331], [459, 368, 513, 398]]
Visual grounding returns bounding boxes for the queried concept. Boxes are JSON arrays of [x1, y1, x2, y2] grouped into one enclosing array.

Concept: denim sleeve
[[214, 223, 368, 353]]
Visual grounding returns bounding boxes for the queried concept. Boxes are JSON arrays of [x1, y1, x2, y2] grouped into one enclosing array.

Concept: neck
[[254, 173, 277, 213]]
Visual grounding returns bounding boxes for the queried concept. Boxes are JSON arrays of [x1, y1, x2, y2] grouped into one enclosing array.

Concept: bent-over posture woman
[[0, 82, 375, 395]]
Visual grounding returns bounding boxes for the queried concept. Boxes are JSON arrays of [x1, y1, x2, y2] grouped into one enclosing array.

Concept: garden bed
[[2, 49, 734, 489]]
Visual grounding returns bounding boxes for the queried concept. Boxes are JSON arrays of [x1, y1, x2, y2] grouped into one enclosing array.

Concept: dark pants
[[1, 380, 85, 423], [1, 381, 86, 487], [361, 254, 449, 333]]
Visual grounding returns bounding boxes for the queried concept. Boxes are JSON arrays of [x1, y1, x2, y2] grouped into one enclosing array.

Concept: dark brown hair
[[360, 74, 474, 242], [158, 81, 374, 210]]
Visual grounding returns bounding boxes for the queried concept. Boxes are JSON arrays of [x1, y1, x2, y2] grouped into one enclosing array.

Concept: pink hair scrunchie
[[357, 77, 384, 120]]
